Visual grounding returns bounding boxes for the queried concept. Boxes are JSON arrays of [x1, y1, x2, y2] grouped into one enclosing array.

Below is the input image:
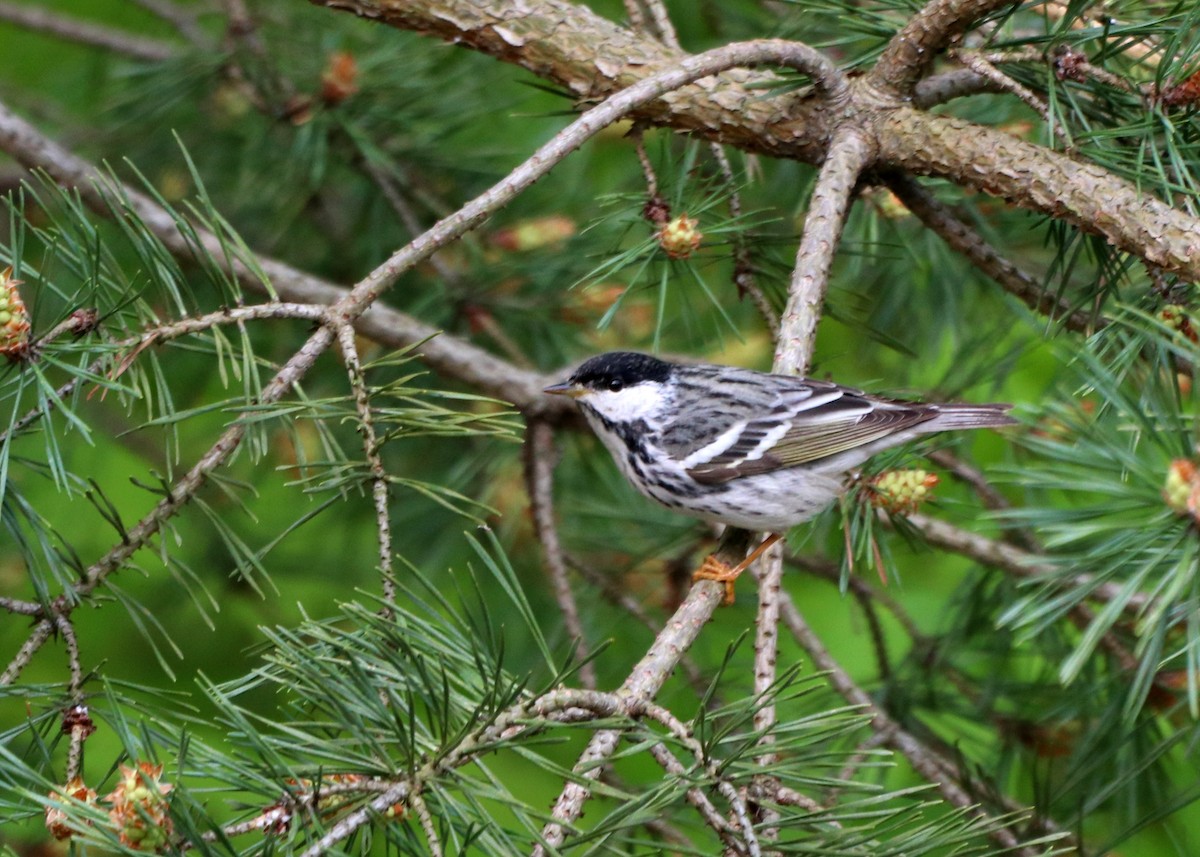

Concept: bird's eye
[[607, 378, 624, 392]]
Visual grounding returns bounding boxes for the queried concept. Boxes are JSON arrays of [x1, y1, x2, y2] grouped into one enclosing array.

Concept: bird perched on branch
[[545, 351, 1014, 602]]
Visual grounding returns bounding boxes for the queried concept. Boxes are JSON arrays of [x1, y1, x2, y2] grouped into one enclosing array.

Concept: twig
[[825, 732, 889, 804], [534, 527, 753, 854], [953, 50, 1050, 121], [748, 541, 785, 839], [622, 0, 647, 32], [775, 589, 1049, 854], [0, 1, 176, 61], [564, 553, 710, 696], [633, 700, 761, 857], [774, 125, 873, 376], [870, 0, 1021, 95], [360, 156, 464, 291], [334, 323, 396, 608], [925, 448, 1040, 551], [287, 685, 761, 857], [913, 68, 1002, 107], [623, 0, 682, 52], [0, 595, 41, 615], [641, 0, 681, 51], [951, 49, 1072, 148], [1038, 1, 1160, 63], [0, 304, 329, 459], [900, 511, 1150, 609], [55, 616, 90, 782], [710, 144, 779, 340], [884, 172, 1098, 334], [646, 743, 746, 852], [787, 553, 926, 645], [632, 128, 660, 200], [523, 420, 595, 690], [1, 618, 53, 685], [774, 785, 833, 816], [409, 792, 443, 857], [298, 782, 411, 857], [192, 776, 400, 844]]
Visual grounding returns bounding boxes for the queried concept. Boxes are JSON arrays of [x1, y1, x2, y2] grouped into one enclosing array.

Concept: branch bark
[[316, 0, 1200, 286], [875, 110, 1200, 281], [869, 0, 1019, 95], [774, 126, 875, 375]]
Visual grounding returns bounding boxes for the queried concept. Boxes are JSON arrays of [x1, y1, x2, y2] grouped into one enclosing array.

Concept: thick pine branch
[[315, 0, 1200, 284]]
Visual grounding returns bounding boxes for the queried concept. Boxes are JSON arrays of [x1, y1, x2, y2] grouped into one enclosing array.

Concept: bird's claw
[[693, 554, 739, 605], [691, 533, 784, 606]]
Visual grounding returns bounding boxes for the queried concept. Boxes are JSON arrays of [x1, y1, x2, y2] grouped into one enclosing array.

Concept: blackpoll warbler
[[545, 351, 1014, 600]]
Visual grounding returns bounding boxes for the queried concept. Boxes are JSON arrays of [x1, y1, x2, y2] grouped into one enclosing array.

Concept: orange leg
[[692, 533, 783, 605]]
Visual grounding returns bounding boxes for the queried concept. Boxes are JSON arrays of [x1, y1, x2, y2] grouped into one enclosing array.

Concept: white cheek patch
[[582, 383, 664, 423]]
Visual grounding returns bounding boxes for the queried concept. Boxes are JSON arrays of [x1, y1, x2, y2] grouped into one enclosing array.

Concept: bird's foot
[[692, 533, 783, 605], [693, 554, 740, 605]]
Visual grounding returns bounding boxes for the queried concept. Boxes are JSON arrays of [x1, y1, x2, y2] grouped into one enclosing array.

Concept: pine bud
[[657, 214, 701, 259], [106, 762, 174, 850], [1161, 68, 1200, 109], [0, 266, 30, 359], [868, 468, 939, 515], [1158, 305, 1198, 342], [642, 195, 670, 226], [1164, 459, 1200, 520], [490, 215, 576, 251], [45, 777, 98, 841], [866, 187, 909, 219], [320, 51, 359, 105]]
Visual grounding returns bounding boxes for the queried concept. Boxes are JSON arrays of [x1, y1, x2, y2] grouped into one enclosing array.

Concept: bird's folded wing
[[685, 391, 933, 484]]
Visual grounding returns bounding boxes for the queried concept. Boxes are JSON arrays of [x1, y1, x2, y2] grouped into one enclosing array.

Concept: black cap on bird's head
[[544, 352, 673, 398]]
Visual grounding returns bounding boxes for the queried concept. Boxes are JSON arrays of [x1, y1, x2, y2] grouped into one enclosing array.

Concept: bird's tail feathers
[[922, 403, 1016, 432]]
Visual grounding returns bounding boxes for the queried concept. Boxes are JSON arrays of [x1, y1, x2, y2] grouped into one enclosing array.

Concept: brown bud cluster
[[1161, 68, 1200, 109], [868, 469, 939, 515], [0, 266, 30, 360], [321, 51, 359, 106], [1158, 304, 1199, 342], [1163, 459, 1200, 523], [46, 761, 175, 851], [107, 762, 175, 850], [657, 214, 702, 259]]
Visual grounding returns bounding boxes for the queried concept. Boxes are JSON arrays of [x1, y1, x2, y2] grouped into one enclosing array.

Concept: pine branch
[[535, 527, 754, 853], [524, 420, 596, 690], [333, 322, 397, 607], [0, 100, 565, 418], [869, 0, 1020, 95], [772, 584, 1068, 854], [901, 510, 1152, 610], [885, 172, 1099, 334], [774, 125, 872, 375], [321, 0, 1200, 285]]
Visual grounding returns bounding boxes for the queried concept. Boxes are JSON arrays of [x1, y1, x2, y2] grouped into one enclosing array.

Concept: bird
[[544, 351, 1014, 602]]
